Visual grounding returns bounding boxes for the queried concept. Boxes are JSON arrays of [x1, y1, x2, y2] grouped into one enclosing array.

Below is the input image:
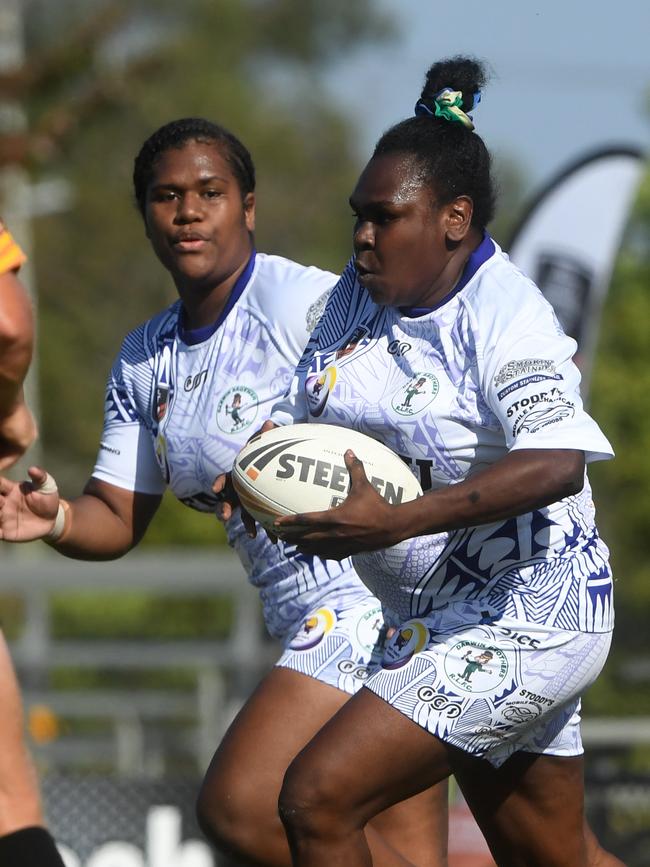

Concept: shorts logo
[[216, 385, 258, 433], [416, 688, 462, 718], [391, 373, 439, 417], [502, 702, 542, 724], [355, 606, 385, 654], [305, 366, 337, 417], [337, 660, 371, 681], [444, 640, 508, 693], [287, 608, 337, 651], [382, 619, 429, 669]]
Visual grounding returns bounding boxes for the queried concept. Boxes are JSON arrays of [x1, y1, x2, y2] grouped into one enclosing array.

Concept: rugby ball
[[232, 423, 422, 531]]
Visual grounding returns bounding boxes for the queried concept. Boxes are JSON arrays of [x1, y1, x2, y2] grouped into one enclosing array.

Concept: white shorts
[[276, 594, 386, 695], [363, 601, 612, 767]]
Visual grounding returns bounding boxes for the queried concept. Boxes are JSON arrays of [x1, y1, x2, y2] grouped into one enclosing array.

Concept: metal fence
[[3, 547, 279, 777]]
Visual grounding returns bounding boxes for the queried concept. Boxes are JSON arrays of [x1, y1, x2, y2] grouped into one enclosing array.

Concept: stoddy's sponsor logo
[[506, 388, 563, 418]]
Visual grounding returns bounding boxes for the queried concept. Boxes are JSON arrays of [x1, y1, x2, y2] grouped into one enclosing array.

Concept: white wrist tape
[[37, 473, 68, 542], [44, 503, 66, 542]]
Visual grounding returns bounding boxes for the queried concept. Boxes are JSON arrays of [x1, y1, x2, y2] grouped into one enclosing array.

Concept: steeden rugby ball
[[232, 423, 422, 531]]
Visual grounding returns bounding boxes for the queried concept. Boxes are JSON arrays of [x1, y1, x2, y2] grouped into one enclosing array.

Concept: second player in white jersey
[[92, 250, 372, 642]]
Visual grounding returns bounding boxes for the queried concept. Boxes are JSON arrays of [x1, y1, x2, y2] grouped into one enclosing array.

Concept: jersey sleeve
[[270, 257, 357, 426], [92, 331, 167, 494], [476, 276, 613, 463]]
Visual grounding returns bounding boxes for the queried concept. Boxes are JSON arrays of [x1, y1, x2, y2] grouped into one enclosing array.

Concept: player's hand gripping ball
[[232, 423, 422, 532]]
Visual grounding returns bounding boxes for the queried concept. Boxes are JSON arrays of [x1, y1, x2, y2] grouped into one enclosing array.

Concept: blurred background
[[0, 0, 648, 864]]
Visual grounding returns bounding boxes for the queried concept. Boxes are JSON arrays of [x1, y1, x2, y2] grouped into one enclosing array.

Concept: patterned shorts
[[363, 601, 612, 767], [276, 594, 387, 696]]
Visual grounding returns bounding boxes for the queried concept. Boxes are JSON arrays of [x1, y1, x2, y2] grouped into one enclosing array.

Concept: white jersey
[[272, 236, 615, 634], [92, 252, 366, 639]]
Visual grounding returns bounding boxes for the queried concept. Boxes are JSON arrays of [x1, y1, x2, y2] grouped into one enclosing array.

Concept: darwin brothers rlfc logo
[[216, 385, 259, 433], [443, 639, 508, 694], [391, 372, 439, 417]]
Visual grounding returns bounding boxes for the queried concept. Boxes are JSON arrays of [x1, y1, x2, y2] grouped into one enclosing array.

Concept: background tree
[[6, 0, 393, 543]]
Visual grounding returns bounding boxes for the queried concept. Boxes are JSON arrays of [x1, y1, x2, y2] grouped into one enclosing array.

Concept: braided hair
[[373, 56, 496, 228], [133, 117, 256, 216]]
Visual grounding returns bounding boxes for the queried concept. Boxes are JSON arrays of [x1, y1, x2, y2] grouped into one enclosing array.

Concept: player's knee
[[196, 782, 243, 854], [278, 760, 342, 841], [195, 775, 275, 860]]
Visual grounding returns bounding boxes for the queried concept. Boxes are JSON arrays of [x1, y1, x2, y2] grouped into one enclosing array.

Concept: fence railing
[[2, 547, 279, 775]]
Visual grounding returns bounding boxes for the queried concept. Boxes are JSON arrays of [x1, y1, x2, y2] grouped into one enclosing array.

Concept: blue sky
[[325, 0, 649, 199]]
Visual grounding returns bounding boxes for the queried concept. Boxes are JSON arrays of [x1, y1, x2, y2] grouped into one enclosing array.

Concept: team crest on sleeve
[[287, 608, 337, 650], [391, 372, 439, 416], [216, 385, 259, 433]]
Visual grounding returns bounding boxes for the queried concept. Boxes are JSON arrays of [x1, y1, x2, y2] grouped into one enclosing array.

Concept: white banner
[[508, 147, 645, 395]]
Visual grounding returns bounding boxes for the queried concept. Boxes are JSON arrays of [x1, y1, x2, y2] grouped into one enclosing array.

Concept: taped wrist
[[0, 220, 27, 274], [37, 472, 69, 542]]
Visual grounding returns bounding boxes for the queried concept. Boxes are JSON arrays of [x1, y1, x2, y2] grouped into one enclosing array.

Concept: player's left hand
[[274, 450, 398, 560]]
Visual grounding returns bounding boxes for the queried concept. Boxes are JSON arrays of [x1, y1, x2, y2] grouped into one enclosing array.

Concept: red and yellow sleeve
[[0, 220, 27, 274]]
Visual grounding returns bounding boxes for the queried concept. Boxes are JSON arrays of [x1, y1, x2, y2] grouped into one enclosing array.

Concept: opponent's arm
[[0, 223, 37, 468]]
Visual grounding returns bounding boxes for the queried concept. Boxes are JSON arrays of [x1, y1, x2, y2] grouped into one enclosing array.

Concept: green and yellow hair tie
[[414, 87, 480, 131]]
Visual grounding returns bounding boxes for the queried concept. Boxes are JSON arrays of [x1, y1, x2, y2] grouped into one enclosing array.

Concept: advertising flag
[[508, 147, 645, 395]]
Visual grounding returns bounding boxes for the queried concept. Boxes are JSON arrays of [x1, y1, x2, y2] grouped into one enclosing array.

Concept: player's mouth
[[355, 259, 381, 292], [171, 233, 209, 252]]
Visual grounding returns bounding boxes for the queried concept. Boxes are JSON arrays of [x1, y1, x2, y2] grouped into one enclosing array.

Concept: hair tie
[[414, 87, 480, 130]]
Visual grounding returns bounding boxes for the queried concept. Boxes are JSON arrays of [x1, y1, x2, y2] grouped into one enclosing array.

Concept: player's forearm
[[391, 448, 585, 543], [47, 493, 139, 561]]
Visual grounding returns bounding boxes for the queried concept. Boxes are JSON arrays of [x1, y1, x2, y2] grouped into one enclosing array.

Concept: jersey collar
[[399, 232, 495, 318], [179, 251, 257, 345]]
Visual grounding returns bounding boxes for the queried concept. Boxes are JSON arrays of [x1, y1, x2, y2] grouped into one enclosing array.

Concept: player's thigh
[[0, 632, 43, 829], [452, 749, 588, 867], [199, 666, 350, 817], [280, 685, 452, 829]]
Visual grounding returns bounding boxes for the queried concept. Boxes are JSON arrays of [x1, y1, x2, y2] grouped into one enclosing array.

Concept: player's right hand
[[212, 419, 278, 538], [0, 466, 60, 542]]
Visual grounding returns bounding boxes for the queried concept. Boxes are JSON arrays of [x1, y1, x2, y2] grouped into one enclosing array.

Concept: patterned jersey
[[92, 252, 366, 639], [271, 236, 615, 634]]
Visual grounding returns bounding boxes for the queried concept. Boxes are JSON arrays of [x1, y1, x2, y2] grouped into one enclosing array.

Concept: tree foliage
[[13, 0, 392, 542], [588, 166, 650, 653]]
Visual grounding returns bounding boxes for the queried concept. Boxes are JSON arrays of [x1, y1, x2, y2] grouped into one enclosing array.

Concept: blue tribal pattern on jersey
[[272, 236, 614, 634], [93, 253, 370, 639]]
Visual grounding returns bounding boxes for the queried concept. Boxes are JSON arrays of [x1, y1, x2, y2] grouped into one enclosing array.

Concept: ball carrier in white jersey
[[0, 119, 447, 866], [266, 59, 624, 867]]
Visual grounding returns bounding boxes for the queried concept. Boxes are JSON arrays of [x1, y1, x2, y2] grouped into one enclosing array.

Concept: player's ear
[[444, 196, 473, 242], [243, 192, 256, 232]]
